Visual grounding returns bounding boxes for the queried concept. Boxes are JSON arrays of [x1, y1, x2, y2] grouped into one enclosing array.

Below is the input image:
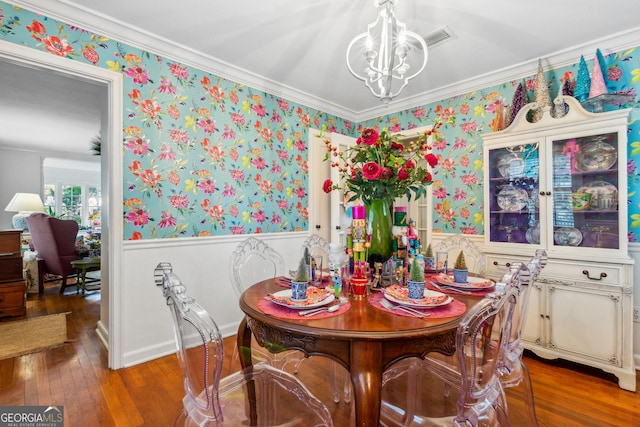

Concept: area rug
[[0, 312, 70, 360]]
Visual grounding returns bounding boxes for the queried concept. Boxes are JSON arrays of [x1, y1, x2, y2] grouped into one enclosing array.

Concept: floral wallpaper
[[0, 2, 354, 239], [360, 55, 640, 241], [2, 2, 640, 241]]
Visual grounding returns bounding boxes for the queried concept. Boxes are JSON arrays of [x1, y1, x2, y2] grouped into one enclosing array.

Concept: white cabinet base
[[486, 252, 635, 392], [522, 341, 637, 391]]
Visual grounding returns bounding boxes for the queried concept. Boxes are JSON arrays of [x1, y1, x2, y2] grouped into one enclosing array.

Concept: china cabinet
[[482, 96, 635, 391]]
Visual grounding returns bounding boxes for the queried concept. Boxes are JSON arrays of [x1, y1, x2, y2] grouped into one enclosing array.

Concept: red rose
[[398, 168, 410, 181], [424, 153, 438, 168], [322, 179, 333, 193], [404, 159, 415, 169], [358, 128, 379, 146], [422, 172, 433, 183], [391, 141, 404, 151], [379, 167, 393, 179], [362, 162, 382, 179]]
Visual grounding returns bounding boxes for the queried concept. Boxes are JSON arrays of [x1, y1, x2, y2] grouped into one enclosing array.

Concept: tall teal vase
[[365, 199, 393, 264]]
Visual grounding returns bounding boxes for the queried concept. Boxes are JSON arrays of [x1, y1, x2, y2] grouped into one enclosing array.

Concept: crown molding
[[8, 1, 640, 124], [358, 26, 640, 122], [8, 0, 358, 121]]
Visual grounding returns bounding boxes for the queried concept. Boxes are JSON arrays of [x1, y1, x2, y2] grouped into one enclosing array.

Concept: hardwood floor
[[1, 279, 638, 426]]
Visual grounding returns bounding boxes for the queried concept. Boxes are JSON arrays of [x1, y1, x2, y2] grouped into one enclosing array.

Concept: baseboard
[[96, 319, 109, 351]]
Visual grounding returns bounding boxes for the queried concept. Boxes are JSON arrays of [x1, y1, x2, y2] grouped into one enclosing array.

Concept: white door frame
[[0, 40, 125, 368]]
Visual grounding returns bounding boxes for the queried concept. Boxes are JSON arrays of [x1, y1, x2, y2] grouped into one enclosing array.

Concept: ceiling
[[0, 58, 103, 154], [3, 0, 640, 154]]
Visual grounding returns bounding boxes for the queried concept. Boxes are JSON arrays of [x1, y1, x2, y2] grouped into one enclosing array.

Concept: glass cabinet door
[[551, 132, 619, 249], [487, 143, 540, 245]]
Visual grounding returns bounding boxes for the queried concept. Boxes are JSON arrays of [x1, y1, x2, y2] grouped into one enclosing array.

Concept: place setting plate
[[265, 287, 334, 309], [383, 285, 452, 309], [435, 274, 495, 291]]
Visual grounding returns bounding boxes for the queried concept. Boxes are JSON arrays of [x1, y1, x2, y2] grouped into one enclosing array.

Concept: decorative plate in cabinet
[[497, 185, 529, 211]]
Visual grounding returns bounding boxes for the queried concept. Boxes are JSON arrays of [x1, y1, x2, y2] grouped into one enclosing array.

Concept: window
[[43, 183, 101, 228], [43, 158, 101, 229]]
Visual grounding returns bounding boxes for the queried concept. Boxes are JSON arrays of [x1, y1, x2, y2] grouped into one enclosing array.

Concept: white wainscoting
[[117, 232, 308, 368], [117, 231, 638, 372]]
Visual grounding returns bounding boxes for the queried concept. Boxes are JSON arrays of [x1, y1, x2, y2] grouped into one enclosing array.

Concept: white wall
[[118, 232, 308, 367], [43, 157, 100, 187], [0, 147, 44, 227]]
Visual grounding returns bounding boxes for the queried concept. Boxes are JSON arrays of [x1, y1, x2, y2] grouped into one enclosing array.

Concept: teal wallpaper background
[[1, 2, 639, 241]]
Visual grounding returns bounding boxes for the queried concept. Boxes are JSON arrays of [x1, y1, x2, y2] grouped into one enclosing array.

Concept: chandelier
[[346, 0, 428, 104]]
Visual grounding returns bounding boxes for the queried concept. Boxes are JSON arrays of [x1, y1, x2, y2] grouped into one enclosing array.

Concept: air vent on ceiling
[[423, 26, 455, 48]]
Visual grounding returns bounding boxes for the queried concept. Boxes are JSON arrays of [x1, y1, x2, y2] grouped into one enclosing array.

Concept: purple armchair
[[26, 213, 82, 294]]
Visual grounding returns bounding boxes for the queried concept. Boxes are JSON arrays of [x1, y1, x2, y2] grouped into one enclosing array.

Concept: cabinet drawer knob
[[582, 270, 607, 281], [539, 191, 545, 196], [492, 261, 510, 267]]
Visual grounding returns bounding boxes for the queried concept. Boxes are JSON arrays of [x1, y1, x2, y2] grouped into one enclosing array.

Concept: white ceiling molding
[[9, 0, 640, 123]]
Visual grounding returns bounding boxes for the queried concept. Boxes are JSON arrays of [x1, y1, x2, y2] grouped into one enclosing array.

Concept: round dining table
[[237, 278, 483, 426]]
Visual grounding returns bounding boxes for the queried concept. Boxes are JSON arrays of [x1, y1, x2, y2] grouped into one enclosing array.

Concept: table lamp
[[4, 192, 45, 231]]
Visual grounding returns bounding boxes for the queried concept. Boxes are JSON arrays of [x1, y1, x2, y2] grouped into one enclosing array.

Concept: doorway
[[0, 39, 124, 368]]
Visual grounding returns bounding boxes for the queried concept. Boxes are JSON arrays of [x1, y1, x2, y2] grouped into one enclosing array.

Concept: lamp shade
[[4, 193, 45, 230]]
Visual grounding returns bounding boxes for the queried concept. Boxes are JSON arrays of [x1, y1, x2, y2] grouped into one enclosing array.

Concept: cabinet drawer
[[540, 262, 621, 285], [0, 285, 26, 309], [486, 254, 623, 286], [486, 254, 528, 279], [0, 231, 20, 254], [0, 305, 26, 317], [0, 256, 23, 282]]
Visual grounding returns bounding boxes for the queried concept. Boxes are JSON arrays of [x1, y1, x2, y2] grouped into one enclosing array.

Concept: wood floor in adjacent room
[[0, 279, 638, 426]]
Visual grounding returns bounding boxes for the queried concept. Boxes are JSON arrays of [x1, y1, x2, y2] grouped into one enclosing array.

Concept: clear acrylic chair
[[301, 233, 331, 272], [435, 235, 486, 276], [228, 237, 305, 373], [497, 250, 547, 426], [301, 234, 352, 404], [154, 262, 334, 427], [380, 271, 520, 426]]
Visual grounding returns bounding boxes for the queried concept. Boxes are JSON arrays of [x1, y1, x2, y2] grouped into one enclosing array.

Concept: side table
[[70, 257, 101, 294]]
